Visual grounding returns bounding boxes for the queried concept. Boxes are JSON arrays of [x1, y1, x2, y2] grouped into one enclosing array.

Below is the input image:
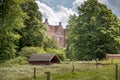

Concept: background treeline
[[1, 0, 120, 62], [66, 0, 120, 61], [0, 0, 65, 62]]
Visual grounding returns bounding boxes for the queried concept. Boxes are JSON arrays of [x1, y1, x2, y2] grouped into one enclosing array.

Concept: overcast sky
[[36, 0, 120, 28]]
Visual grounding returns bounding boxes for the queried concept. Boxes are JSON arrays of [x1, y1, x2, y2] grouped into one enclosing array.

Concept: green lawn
[[21, 64, 118, 80], [0, 60, 120, 80]]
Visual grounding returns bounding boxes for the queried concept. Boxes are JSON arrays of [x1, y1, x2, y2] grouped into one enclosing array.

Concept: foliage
[[66, 15, 78, 60], [46, 48, 66, 61], [19, 47, 65, 61], [19, 47, 46, 58], [42, 35, 58, 49], [0, 0, 58, 62], [0, 0, 27, 61], [67, 0, 120, 60], [0, 56, 28, 67], [19, 0, 47, 49]]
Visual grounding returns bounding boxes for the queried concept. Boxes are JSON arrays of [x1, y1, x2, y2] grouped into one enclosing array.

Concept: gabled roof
[[28, 54, 58, 61], [106, 54, 120, 57]]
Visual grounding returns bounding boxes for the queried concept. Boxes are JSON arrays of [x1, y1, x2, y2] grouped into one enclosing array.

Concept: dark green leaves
[[67, 0, 120, 60]]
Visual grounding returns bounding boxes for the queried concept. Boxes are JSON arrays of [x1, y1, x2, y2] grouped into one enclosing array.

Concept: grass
[[0, 60, 120, 80], [21, 64, 118, 80]]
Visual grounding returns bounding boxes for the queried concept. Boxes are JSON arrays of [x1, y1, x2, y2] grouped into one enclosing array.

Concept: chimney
[[45, 18, 48, 22], [59, 22, 61, 26], [44, 18, 49, 25]]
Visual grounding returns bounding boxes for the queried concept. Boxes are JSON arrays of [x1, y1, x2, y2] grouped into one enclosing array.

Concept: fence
[[0, 62, 120, 80], [32, 63, 120, 80]]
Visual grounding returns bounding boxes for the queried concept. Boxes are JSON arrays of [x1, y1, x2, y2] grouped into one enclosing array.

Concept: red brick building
[[44, 19, 66, 48]]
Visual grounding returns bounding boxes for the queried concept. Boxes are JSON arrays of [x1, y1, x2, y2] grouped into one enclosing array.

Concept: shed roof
[[106, 54, 120, 57], [28, 54, 58, 61]]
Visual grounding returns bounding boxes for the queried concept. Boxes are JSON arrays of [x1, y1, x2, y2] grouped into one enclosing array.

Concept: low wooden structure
[[106, 54, 120, 60], [28, 54, 60, 65]]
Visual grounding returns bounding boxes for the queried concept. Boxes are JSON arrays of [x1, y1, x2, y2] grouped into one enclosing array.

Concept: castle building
[[44, 19, 66, 48]]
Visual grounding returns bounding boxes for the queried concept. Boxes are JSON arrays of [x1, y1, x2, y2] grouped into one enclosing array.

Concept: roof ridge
[[28, 53, 57, 61]]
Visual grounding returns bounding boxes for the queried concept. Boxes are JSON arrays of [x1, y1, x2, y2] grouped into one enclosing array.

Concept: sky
[[36, 0, 120, 28]]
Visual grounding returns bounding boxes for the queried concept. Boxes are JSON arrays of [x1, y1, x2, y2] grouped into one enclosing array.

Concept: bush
[[46, 48, 66, 61], [42, 35, 58, 49], [0, 56, 28, 67], [19, 47, 47, 58], [19, 47, 66, 61]]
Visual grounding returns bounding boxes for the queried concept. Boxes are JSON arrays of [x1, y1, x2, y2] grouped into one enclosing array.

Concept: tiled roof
[[28, 54, 56, 61]]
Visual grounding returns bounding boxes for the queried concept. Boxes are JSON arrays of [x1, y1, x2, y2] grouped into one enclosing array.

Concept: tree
[[0, 0, 27, 61], [67, 0, 120, 60], [19, 0, 47, 49], [66, 14, 77, 60], [42, 35, 58, 49]]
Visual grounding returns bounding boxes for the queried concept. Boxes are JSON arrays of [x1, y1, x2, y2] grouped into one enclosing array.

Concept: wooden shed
[[28, 54, 60, 65], [106, 54, 120, 60]]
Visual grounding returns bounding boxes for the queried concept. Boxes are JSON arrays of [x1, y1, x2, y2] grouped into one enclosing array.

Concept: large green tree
[[66, 14, 78, 60], [19, 0, 47, 49], [19, 0, 58, 50], [67, 0, 120, 60], [0, 0, 27, 61]]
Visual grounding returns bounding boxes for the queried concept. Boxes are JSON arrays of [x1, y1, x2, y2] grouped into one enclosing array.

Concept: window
[[59, 37, 64, 42]]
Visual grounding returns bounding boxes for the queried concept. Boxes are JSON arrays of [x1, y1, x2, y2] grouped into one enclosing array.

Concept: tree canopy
[[19, 0, 46, 49], [0, 0, 57, 62], [67, 0, 120, 60], [19, 0, 57, 50], [0, 0, 27, 61]]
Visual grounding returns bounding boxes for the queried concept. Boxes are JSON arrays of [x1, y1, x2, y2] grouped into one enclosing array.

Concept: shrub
[[19, 47, 66, 61], [46, 48, 66, 61], [42, 35, 58, 49], [19, 47, 47, 58], [0, 56, 28, 67]]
